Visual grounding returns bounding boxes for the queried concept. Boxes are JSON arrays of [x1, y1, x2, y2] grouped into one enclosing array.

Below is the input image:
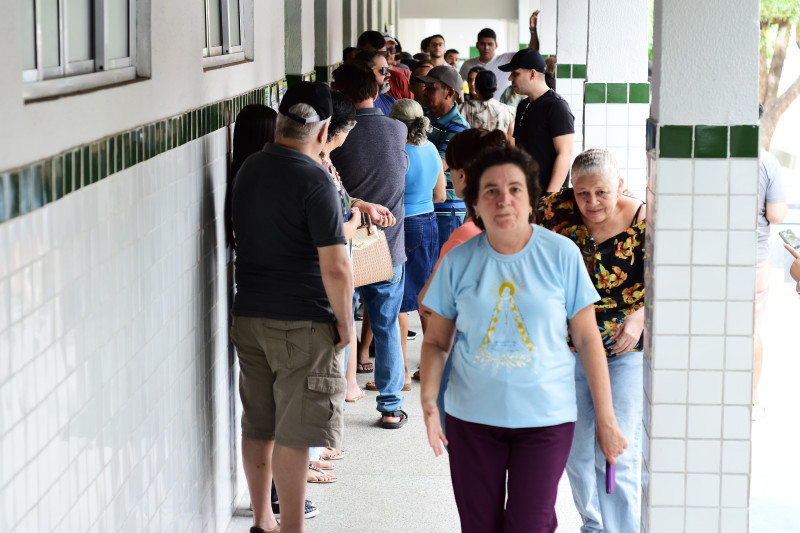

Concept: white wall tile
[[686, 439, 721, 473], [727, 231, 757, 266], [720, 474, 749, 507], [608, 146, 628, 168], [687, 405, 722, 438], [653, 301, 690, 335], [584, 103, 606, 124], [657, 195, 693, 229], [607, 103, 629, 125], [652, 370, 687, 404], [655, 230, 692, 264], [656, 159, 693, 194], [693, 160, 729, 195], [723, 371, 752, 405], [723, 406, 751, 439], [690, 301, 725, 335], [628, 125, 646, 148], [650, 472, 685, 506], [652, 335, 690, 370], [725, 336, 753, 371], [692, 196, 728, 230], [689, 336, 724, 370], [690, 266, 726, 300], [654, 266, 691, 300], [628, 147, 647, 170], [649, 507, 684, 533], [729, 159, 759, 195], [720, 508, 749, 533], [721, 440, 750, 473], [685, 507, 719, 533], [688, 371, 723, 404], [584, 125, 607, 147], [686, 473, 720, 507], [726, 266, 756, 300], [628, 103, 650, 126], [728, 196, 757, 230], [650, 438, 686, 472], [725, 301, 753, 336], [651, 404, 686, 438], [692, 230, 728, 265], [607, 125, 629, 147]]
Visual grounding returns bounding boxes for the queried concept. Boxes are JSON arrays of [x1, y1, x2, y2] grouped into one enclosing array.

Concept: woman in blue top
[[389, 98, 446, 387], [421, 147, 626, 533]]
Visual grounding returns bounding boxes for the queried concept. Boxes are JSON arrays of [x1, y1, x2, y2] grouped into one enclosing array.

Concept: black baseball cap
[[498, 49, 546, 73], [278, 81, 332, 124]]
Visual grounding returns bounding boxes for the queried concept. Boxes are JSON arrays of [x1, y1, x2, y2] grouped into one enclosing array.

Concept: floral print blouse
[[538, 189, 646, 357]]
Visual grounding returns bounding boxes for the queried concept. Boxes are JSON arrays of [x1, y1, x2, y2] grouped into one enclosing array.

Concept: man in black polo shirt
[[499, 49, 574, 194], [231, 82, 353, 533]]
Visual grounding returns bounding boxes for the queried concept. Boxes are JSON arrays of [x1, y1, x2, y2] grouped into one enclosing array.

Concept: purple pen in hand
[[606, 461, 616, 493]]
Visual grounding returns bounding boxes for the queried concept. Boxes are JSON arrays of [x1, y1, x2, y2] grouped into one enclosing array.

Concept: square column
[[285, 0, 316, 86], [555, 0, 588, 159], [314, 0, 343, 83], [584, 0, 649, 197], [644, 1, 760, 532]]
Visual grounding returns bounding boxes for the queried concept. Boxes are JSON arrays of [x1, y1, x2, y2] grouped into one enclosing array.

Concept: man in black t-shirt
[[499, 49, 574, 194], [231, 82, 353, 533]]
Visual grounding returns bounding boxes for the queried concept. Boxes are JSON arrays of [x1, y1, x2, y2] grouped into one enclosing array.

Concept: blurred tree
[[760, 0, 800, 149]]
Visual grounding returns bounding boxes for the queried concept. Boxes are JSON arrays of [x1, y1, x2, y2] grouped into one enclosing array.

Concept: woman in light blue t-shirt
[[420, 146, 626, 533]]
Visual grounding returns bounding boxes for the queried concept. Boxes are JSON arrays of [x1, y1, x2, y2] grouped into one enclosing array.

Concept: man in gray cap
[[231, 81, 353, 533], [500, 48, 574, 194], [414, 66, 471, 249]]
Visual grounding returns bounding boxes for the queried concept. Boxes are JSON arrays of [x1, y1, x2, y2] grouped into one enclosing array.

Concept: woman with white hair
[[538, 148, 646, 533]]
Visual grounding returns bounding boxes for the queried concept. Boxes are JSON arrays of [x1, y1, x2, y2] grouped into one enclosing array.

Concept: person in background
[[389, 98, 447, 390], [539, 148, 645, 533], [421, 146, 626, 533], [464, 65, 484, 101], [414, 66, 470, 249], [409, 60, 434, 103], [354, 51, 396, 116], [459, 70, 515, 139], [445, 49, 460, 68], [343, 46, 358, 62], [753, 103, 788, 419], [357, 30, 413, 101], [426, 34, 447, 67]]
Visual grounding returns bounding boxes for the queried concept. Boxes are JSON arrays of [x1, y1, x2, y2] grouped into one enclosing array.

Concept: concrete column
[[555, 0, 588, 159], [285, 0, 316, 85], [343, 0, 355, 49], [583, 0, 649, 197], [314, 0, 343, 83], [643, 1, 760, 532], [357, 0, 366, 35]]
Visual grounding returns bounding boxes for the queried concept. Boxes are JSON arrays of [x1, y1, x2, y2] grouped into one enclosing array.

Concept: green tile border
[[583, 82, 651, 104], [648, 121, 760, 159], [555, 63, 587, 79], [0, 79, 287, 223]]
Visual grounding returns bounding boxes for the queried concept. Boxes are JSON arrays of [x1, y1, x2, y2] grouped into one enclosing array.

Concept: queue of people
[[227, 19, 648, 533]]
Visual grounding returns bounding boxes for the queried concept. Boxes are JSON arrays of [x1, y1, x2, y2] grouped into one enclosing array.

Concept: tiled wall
[[0, 79, 290, 530], [555, 63, 587, 158], [642, 122, 758, 533], [583, 82, 650, 199]]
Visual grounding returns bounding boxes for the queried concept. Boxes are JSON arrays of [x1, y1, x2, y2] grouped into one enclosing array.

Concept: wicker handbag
[[351, 213, 394, 287]]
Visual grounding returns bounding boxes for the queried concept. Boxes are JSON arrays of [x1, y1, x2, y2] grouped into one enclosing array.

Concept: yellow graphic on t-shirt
[[475, 282, 535, 370]]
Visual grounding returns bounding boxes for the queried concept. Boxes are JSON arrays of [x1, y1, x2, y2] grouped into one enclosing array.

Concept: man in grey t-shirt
[[753, 144, 787, 417]]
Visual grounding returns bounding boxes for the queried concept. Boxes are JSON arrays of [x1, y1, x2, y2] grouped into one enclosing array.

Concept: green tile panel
[[653, 124, 760, 159], [583, 82, 651, 103], [555, 64, 588, 79], [584, 83, 606, 104], [0, 80, 286, 223]]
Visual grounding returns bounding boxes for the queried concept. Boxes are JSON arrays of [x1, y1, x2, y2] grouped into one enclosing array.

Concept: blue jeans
[[357, 264, 406, 414], [434, 202, 466, 250], [566, 351, 643, 533], [401, 212, 439, 312]]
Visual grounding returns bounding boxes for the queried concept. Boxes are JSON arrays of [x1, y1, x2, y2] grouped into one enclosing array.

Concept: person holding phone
[[784, 242, 800, 283]]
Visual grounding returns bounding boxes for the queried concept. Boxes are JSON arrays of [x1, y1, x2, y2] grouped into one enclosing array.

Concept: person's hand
[[359, 201, 396, 227], [785, 243, 800, 282], [530, 10, 540, 29], [423, 403, 448, 456], [334, 320, 353, 349], [609, 307, 644, 355], [597, 418, 627, 465], [349, 205, 361, 220]]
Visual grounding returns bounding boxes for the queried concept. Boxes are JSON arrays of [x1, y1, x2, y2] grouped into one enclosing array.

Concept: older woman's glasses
[[581, 237, 598, 274]]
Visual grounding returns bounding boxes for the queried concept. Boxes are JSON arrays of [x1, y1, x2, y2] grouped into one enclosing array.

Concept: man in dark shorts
[[230, 82, 353, 533], [499, 48, 575, 194]]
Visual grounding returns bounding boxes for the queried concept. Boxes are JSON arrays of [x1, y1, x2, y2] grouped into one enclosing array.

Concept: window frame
[[23, 0, 138, 100], [202, 0, 245, 69]]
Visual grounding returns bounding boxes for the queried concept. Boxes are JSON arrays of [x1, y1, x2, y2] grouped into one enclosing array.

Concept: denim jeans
[[401, 212, 439, 312], [434, 203, 466, 250], [357, 264, 406, 414], [566, 351, 643, 533]]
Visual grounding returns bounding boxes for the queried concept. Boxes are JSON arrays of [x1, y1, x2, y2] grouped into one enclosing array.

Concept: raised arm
[[528, 10, 541, 51]]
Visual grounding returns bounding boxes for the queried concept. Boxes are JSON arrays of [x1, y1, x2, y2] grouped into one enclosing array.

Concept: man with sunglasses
[[354, 50, 396, 116], [356, 30, 412, 101]]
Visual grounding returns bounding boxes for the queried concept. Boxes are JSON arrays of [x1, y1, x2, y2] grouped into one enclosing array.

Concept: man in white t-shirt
[[459, 11, 541, 96]]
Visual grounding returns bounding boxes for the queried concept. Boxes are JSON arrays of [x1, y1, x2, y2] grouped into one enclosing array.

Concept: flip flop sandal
[[412, 369, 420, 381], [321, 447, 345, 461], [380, 409, 408, 429], [310, 460, 335, 470], [356, 361, 374, 373], [307, 464, 337, 483], [345, 389, 366, 402]]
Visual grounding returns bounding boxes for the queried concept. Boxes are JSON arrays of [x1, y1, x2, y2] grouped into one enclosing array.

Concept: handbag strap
[[361, 212, 375, 235]]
